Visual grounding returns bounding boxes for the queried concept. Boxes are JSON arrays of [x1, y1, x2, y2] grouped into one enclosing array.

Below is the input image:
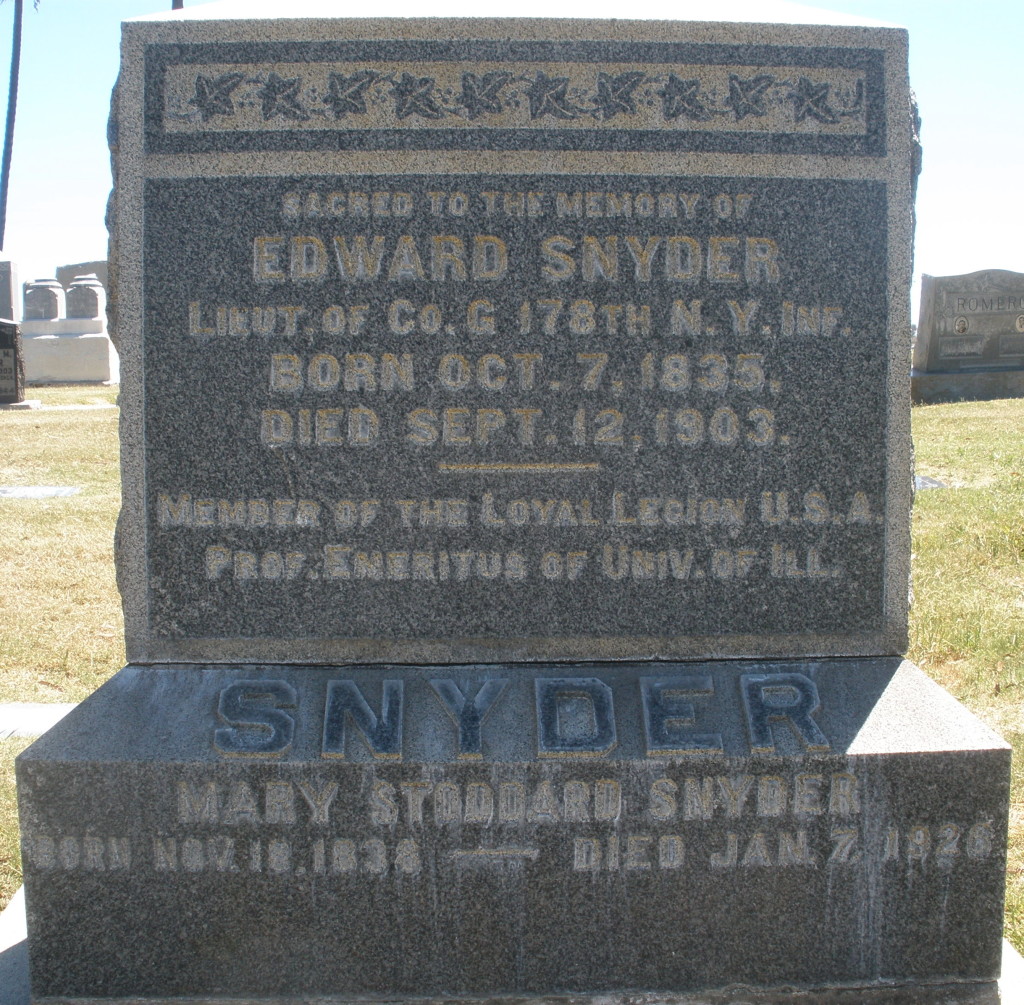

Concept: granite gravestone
[[65, 275, 106, 321], [21, 280, 64, 322], [0, 319, 25, 404], [0, 261, 18, 323], [912, 269, 1024, 403], [16, 6, 1011, 1004]]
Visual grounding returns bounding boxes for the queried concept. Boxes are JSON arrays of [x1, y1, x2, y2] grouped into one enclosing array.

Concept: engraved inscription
[[142, 170, 889, 650], [25, 779, 995, 882], [210, 672, 831, 759]]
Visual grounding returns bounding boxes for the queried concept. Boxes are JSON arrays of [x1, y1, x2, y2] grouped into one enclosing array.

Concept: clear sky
[[0, 0, 1020, 323]]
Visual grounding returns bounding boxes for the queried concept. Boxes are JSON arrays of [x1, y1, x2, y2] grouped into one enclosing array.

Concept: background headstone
[[21, 280, 63, 322], [912, 269, 1024, 402], [55, 260, 108, 293], [0, 261, 19, 323], [19, 275, 119, 384], [0, 320, 24, 404], [15, 8, 1011, 1004], [65, 275, 105, 320]]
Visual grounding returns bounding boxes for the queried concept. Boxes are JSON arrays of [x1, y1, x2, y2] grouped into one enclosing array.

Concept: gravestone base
[[17, 659, 1009, 1002], [6, 981, 1016, 1005], [911, 368, 1024, 404], [21, 333, 119, 385]]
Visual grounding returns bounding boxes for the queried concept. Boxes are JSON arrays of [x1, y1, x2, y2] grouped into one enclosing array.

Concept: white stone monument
[[20, 274, 119, 383]]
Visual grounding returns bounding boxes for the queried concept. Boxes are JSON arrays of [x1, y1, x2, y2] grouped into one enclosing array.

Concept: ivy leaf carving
[[724, 73, 774, 120], [591, 71, 646, 120], [789, 76, 839, 124], [459, 71, 512, 120], [258, 72, 309, 120], [322, 70, 377, 118], [658, 74, 711, 121], [843, 79, 865, 115], [188, 73, 245, 121], [526, 72, 579, 120], [393, 73, 445, 120]]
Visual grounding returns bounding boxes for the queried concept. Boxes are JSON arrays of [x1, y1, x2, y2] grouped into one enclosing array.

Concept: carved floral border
[[167, 64, 866, 131]]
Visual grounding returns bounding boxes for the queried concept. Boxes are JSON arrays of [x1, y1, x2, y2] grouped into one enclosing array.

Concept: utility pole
[[0, 0, 23, 249]]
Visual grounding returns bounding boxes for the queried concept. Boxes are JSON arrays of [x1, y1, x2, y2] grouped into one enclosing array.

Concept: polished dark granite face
[[140, 172, 893, 656], [112, 17, 913, 666], [17, 660, 1010, 998], [0, 320, 24, 404]]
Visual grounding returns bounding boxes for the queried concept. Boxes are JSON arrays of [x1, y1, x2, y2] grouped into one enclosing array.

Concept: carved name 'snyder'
[[214, 673, 828, 758]]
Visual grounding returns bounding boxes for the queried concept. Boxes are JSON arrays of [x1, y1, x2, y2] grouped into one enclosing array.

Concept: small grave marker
[[0, 320, 24, 405]]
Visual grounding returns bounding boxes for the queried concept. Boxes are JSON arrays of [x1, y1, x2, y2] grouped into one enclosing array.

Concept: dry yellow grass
[[1006, 732, 1024, 950], [0, 738, 31, 909], [908, 398, 1024, 951], [909, 400, 1024, 717], [0, 385, 124, 703]]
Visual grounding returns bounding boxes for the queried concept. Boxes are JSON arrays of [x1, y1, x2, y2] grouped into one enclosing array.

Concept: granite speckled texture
[[110, 12, 914, 666], [15, 8, 1012, 1004], [17, 660, 1011, 999], [0, 320, 25, 404]]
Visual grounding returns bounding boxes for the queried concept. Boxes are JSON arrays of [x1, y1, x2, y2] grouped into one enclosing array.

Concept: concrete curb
[[0, 704, 78, 741]]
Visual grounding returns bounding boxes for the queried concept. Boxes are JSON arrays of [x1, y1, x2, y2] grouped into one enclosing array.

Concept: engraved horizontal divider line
[[140, 150, 898, 182], [143, 40, 886, 157], [450, 847, 541, 860], [438, 463, 602, 474]]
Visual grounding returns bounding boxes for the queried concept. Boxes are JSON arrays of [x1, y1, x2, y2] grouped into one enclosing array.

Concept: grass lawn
[[0, 387, 1021, 951], [910, 398, 1024, 948], [0, 738, 29, 906], [0, 385, 123, 704]]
